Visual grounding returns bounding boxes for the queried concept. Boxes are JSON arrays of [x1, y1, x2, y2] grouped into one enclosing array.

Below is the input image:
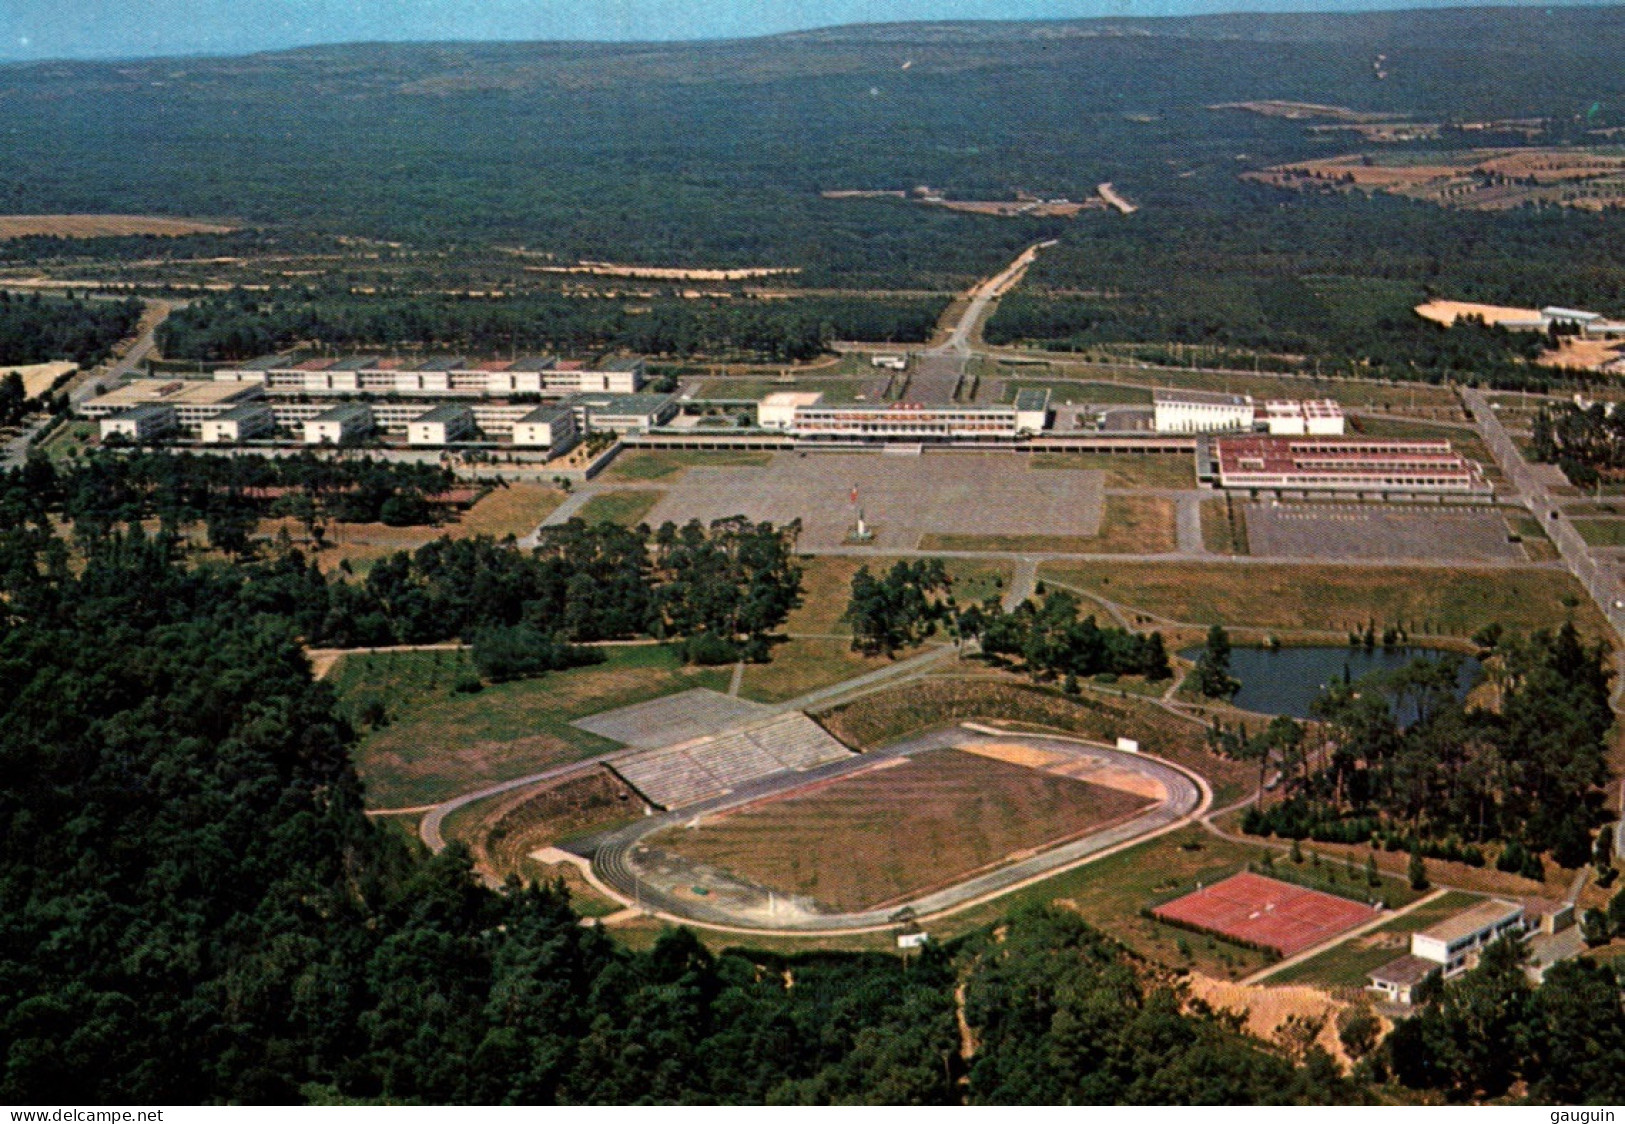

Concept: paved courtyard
[[641, 451, 1105, 549], [1245, 503, 1523, 562]]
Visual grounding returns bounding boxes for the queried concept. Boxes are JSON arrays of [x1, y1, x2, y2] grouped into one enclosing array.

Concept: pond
[[1178, 645, 1482, 720]]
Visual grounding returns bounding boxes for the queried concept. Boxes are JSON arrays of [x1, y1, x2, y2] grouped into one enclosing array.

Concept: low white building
[[1153, 389, 1254, 434], [871, 354, 907, 370], [1260, 399, 1345, 436], [512, 404, 578, 456], [303, 402, 374, 445], [569, 392, 678, 434], [407, 403, 476, 447], [1013, 388, 1052, 435], [200, 401, 276, 444], [100, 402, 176, 442], [758, 391, 824, 430], [1410, 899, 1525, 976]]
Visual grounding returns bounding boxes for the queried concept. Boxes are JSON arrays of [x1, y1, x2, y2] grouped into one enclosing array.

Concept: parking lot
[[1244, 502, 1523, 562]]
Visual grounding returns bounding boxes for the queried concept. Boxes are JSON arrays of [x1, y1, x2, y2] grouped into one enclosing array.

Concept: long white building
[[1153, 389, 1255, 434]]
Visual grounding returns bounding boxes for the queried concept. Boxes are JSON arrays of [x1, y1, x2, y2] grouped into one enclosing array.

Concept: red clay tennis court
[[1151, 871, 1378, 956]]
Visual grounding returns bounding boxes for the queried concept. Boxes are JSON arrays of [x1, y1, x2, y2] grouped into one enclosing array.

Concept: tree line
[[157, 289, 949, 364], [0, 290, 141, 369], [1529, 399, 1625, 485]]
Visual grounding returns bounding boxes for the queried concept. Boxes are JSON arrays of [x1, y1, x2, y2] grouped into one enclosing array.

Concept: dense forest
[[2, 463, 1624, 1103], [1529, 400, 1625, 485], [0, 291, 141, 368], [1231, 628, 1614, 869], [157, 290, 951, 363], [7, 453, 802, 659], [984, 197, 1606, 389]]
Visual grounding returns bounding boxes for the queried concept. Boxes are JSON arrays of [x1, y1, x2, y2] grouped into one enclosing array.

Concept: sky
[[0, 0, 1595, 62]]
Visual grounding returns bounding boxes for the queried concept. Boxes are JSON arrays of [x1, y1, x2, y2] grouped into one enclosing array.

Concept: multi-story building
[[201, 401, 276, 444], [1210, 436, 1491, 497], [81, 379, 266, 432], [303, 402, 374, 445], [512, 404, 578, 456], [1153, 389, 1255, 434], [407, 403, 476, 446]]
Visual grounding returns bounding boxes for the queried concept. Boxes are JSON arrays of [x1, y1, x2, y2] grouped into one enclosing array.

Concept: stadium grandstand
[[607, 713, 854, 810]]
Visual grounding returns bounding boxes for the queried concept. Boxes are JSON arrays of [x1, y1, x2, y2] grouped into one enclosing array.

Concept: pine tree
[[1408, 841, 1429, 891]]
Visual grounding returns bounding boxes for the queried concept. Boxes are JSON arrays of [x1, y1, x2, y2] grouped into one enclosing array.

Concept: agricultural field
[[0, 213, 236, 238], [654, 748, 1153, 912], [1038, 561, 1612, 646], [1250, 148, 1625, 212], [331, 644, 730, 808], [918, 495, 1176, 554]]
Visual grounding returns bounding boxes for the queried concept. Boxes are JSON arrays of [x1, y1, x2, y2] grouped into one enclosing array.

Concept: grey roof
[[1417, 899, 1523, 945], [1369, 955, 1439, 987], [1154, 388, 1250, 407], [330, 356, 376, 371], [571, 392, 675, 415], [313, 402, 373, 422], [519, 403, 574, 424], [412, 403, 474, 424], [1014, 388, 1052, 412], [596, 356, 647, 371], [212, 401, 275, 422], [509, 355, 557, 371]]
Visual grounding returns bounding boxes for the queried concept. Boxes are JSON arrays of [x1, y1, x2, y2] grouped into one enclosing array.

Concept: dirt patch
[[1184, 974, 1363, 1068], [0, 214, 236, 239], [2, 361, 77, 398]]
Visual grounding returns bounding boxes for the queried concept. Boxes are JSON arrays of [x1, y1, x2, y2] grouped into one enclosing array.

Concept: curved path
[[573, 725, 1207, 934]]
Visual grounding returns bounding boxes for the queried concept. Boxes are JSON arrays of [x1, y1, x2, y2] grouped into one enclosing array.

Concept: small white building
[[1410, 899, 1525, 977], [758, 391, 824, 430], [1260, 399, 1345, 436], [200, 401, 276, 444], [303, 402, 374, 445], [1153, 389, 1254, 434], [408, 403, 476, 447], [1013, 388, 1052, 435], [872, 354, 908, 371], [512, 404, 578, 457], [569, 392, 678, 434], [100, 402, 176, 442]]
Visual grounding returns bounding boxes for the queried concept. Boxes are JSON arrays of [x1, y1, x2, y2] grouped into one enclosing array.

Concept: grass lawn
[[1201, 497, 1249, 555], [1265, 890, 1482, 987], [333, 644, 731, 808], [1504, 512, 1559, 561], [1030, 451, 1195, 489], [657, 747, 1154, 913], [736, 636, 905, 704], [257, 483, 567, 575], [920, 495, 1177, 554], [920, 825, 1279, 978], [1001, 380, 1153, 406], [34, 419, 97, 462], [786, 554, 1012, 636], [1037, 561, 1613, 646], [599, 449, 774, 483], [1571, 518, 1625, 548], [574, 489, 664, 528], [1043, 361, 1465, 418]]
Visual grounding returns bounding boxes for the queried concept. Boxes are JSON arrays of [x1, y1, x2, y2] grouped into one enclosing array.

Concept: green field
[[600, 448, 775, 483], [1029, 452, 1195, 489], [332, 645, 731, 808], [1038, 561, 1612, 646], [1001, 379, 1153, 406], [573, 489, 664, 527], [1264, 890, 1482, 987], [1572, 519, 1625, 548], [1201, 497, 1249, 555]]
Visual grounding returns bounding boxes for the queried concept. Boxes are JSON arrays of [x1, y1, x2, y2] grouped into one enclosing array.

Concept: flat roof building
[[1412, 899, 1525, 976], [512, 403, 578, 456], [81, 379, 264, 431], [303, 402, 374, 446], [200, 401, 276, 444], [407, 403, 476, 447], [1013, 388, 1052, 435], [1211, 436, 1491, 497], [100, 402, 176, 443], [758, 391, 824, 430], [1366, 955, 1440, 1007], [1260, 399, 1345, 436], [1153, 389, 1255, 434], [569, 392, 677, 434]]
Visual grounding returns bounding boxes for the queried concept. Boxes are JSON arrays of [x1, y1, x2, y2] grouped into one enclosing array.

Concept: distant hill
[[0, 6, 1622, 280]]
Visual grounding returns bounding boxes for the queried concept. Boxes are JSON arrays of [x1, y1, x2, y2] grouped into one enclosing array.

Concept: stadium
[[526, 696, 1207, 933]]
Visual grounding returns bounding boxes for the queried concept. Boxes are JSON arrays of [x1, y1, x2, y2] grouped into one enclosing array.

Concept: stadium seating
[[610, 713, 853, 810]]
